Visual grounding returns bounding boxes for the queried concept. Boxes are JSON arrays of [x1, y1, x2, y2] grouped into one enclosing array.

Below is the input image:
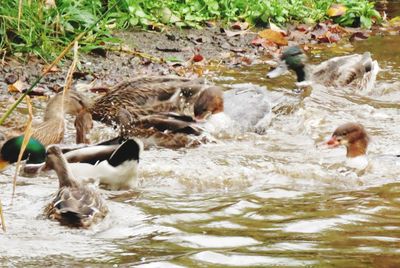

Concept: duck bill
[[266, 62, 288, 78], [326, 136, 340, 148], [0, 159, 10, 171]]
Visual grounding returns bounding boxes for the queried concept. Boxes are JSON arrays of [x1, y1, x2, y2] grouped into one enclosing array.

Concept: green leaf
[[360, 15, 371, 28]]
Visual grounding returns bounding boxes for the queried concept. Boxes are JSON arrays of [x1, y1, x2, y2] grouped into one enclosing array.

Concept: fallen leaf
[[224, 29, 248, 37], [327, 4, 347, 17], [232, 21, 249, 30], [349, 32, 369, 42], [269, 22, 287, 35], [251, 37, 266, 45], [296, 24, 310, 32], [258, 29, 288, 46], [192, 54, 204, 62], [42, 65, 59, 73], [8, 80, 27, 93], [5, 74, 18, 84]]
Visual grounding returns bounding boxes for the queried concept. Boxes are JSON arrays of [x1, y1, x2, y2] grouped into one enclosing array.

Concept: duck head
[[267, 46, 307, 82], [194, 86, 224, 120], [326, 123, 369, 158], [0, 135, 46, 170], [74, 110, 93, 144]]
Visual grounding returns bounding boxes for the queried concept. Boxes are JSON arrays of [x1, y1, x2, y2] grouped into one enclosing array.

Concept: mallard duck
[[194, 86, 272, 134], [267, 46, 379, 90], [0, 91, 92, 148], [90, 76, 207, 126], [63, 138, 142, 190], [0, 91, 92, 170], [0, 135, 46, 170], [73, 76, 213, 148], [325, 122, 370, 170], [44, 145, 108, 228]]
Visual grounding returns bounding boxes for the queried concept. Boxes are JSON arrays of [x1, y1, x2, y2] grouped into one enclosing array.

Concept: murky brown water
[[1, 35, 400, 267]]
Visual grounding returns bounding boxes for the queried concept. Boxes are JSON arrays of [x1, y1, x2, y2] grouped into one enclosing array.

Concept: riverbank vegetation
[[0, 0, 380, 59]]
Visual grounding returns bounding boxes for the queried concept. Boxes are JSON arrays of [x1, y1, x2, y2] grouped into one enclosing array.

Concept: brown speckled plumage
[[44, 145, 107, 228], [90, 76, 206, 125]]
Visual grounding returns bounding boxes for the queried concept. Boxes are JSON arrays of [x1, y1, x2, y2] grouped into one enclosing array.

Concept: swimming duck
[[193, 86, 273, 134], [44, 145, 108, 228], [0, 91, 92, 148], [0, 135, 46, 170], [90, 76, 207, 126], [326, 122, 369, 170], [62, 138, 142, 190], [267, 46, 379, 91]]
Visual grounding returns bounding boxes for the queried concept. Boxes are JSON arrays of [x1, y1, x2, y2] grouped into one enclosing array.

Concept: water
[[1, 35, 400, 267]]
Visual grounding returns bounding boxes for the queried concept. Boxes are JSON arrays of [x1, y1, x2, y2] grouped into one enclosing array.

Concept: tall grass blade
[[12, 96, 33, 198], [0, 0, 123, 126]]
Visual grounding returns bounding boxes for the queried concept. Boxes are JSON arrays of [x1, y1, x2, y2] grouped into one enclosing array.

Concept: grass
[[0, 0, 380, 60]]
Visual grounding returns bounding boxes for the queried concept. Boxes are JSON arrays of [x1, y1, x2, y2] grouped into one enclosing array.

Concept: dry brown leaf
[[269, 22, 287, 35], [258, 29, 288, 46], [8, 80, 27, 93], [232, 21, 249, 30], [224, 29, 248, 37], [42, 65, 59, 73], [327, 4, 347, 17]]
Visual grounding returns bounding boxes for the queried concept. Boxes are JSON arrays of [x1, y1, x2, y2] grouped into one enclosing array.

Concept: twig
[[12, 96, 33, 198], [109, 45, 163, 63], [61, 41, 79, 114], [0, 198, 5, 232], [0, 0, 123, 125]]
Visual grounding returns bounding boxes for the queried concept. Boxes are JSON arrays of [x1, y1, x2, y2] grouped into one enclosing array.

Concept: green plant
[[0, 0, 381, 59], [334, 0, 381, 28]]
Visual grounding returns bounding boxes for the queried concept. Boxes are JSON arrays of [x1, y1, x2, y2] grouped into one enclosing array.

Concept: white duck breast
[[66, 139, 142, 190]]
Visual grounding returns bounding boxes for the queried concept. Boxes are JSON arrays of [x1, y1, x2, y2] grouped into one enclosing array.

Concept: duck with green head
[[267, 45, 379, 91], [0, 135, 46, 170]]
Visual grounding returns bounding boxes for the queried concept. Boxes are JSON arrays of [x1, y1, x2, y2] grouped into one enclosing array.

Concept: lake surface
[[1, 34, 400, 267]]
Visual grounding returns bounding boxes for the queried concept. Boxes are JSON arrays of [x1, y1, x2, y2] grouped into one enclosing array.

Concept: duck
[[0, 135, 46, 170], [44, 144, 108, 228], [267, 45, 379, 91], [193, 86, 273, 134], [61, 138, 142, 190], [0, 91, 92, 148], [72, 76, 213, 148], [89, 76, 208, 126], [0, 91, 92, 170], [325, 122, 369, 170]]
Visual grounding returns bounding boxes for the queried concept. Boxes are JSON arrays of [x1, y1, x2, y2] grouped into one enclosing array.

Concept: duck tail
[[58, 210, 85, 228], [360, 59, 380, 94], [107, 138, 142, 167]]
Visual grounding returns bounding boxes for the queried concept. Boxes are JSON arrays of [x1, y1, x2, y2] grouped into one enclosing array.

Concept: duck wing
[[312, 53, 379, 89], [133, 114, 203, 135]]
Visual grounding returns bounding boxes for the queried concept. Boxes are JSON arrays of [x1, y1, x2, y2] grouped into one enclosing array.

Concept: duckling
[[194, 86, 272, 134], [326, 122, 369, 170], [44, 145, 108, 228], [267, 46, 379, 91]]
